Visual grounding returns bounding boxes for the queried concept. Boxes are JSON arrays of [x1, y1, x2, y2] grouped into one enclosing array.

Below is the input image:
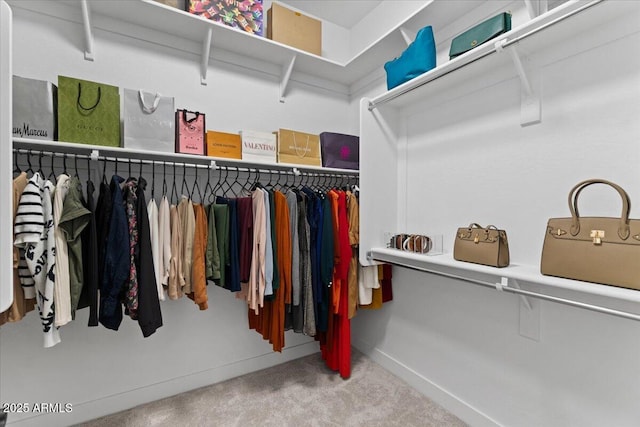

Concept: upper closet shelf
[[368, 0, 615, 112], [5, 0, 483, 93]]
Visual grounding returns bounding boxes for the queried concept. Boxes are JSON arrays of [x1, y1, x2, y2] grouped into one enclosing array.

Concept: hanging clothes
[[134, 177, 163, 337], [271, 190, 291, 352], [189, 203, 209, 310], [347, 190, 359, 319], [148, 197, 166, 302], [0, 172, 35, 326], [216, 197, 241, 292], [100, 175, 129, 331], [298, 193, 315, 337], [123, 178, 140, 319], [58, 176, 91, 320], [168, 203, 184, 300], [158, 195, 172, 290], [211, 203, 229, 289], [77, 177, 99, 326], [14, 173, 60, 347], [236, 196, 254, 286], [246, 188, 266, 313], [286, 190, 301, 332], [263, 189, 274, 297], [53, 173, 72, 327], [204, 203, 220, 283], [178, 195, 195, 295]]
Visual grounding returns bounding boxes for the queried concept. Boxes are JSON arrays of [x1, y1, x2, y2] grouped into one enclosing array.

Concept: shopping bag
[[57, 76, 120, 146], [240, 130, 276, 164], [276, 128, 322, 166], [123, 89, 175, 153], [175, 110, 206, 155], [319, 132, 359, 170], [13, 75, 57, 140]]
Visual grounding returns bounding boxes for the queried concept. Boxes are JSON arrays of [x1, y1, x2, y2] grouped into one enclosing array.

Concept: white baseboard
[[352, 338, 502, 427], [7, 341, 319, 427]]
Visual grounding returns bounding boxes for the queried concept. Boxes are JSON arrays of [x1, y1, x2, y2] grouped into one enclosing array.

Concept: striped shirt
[[14, 173, 61, 348]]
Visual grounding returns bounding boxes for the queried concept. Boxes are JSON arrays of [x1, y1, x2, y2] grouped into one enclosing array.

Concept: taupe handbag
[[454, 223, 510, 267], [541, 179, 640, 290]]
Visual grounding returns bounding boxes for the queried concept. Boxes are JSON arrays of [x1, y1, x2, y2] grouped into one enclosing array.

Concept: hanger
[[73, 154, 80, 178], [181, 163, 189, 198], [114, 156, 119, 176], [48, 153, 57, 182], [13, 150, 22, 176], [212, 165, 225, 200], [151, 160, 156, 200], [191, 164, 203, 203], [62, 154, 69, 176], [204, 162, 214, 203], [162, 161, 168, 198], [101, 157, 108, 185], [171, 162, 178, 204], [25, 150, 35, 176], [37, 151, 45, 178]]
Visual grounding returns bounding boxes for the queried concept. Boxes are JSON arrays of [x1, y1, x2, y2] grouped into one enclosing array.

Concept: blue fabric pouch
[[384, 25, 436, 90]]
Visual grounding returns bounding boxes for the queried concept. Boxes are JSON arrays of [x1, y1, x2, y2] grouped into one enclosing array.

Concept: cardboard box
[[187, 0, 264, 36], [267, 2, 321, 56], [207, 131, 242, 159]]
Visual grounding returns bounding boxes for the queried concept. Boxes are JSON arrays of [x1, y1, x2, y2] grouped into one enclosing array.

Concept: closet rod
[[368, 0, 602, 110], [371, 255, 640, 322], [12, 147, 359, 180], [13, 138, 358, 176]]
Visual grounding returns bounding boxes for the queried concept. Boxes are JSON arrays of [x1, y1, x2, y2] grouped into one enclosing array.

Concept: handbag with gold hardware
[[454, 223, 510, 267], [540, 179, 640, 290]]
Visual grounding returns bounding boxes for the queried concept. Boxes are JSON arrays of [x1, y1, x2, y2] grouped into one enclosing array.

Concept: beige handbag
[[454, 223, 510, 267], [541, 179, 640, 290]]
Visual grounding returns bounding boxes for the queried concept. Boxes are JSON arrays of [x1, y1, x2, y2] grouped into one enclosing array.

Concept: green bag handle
[[77, 82, 102, 111]]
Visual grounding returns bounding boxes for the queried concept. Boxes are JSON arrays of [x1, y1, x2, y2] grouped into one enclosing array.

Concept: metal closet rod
[[371, 255, 640, 322], [12, 147, 358, 180], [368, 0, 603, 110]]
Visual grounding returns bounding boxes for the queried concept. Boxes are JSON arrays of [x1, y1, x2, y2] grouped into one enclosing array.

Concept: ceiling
[[279, 1, 384, 29]]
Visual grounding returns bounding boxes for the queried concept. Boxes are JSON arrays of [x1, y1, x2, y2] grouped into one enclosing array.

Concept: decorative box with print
[[13, 75, 57, 141], [206, 130, 242, 159], [186, 0, 263, 36], [240, 130, 276, 164], [175, 110, 206, 155]]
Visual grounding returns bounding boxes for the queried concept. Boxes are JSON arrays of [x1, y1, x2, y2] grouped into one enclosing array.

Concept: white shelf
[[367, 0, 628, 111], [370, 247, 640, 304], [5, 0, 478, 89], [13, 138, 359, 175]]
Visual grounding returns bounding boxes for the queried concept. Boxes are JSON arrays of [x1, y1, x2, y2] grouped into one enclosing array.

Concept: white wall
[[0, 6, 352, 426], [352, 2, 640, 426]]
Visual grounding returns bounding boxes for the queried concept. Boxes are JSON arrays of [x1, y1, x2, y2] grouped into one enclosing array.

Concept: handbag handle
[[568, 179, 631, 239], [292, 131, 310, 158], [181, 110, 201, 124], [138, 91, 161, 114], [467, 223, 484, 229], [77, 82, 101, 111]]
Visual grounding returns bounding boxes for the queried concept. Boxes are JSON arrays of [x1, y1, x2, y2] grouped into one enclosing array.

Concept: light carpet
[[79, 349, 466, 427]]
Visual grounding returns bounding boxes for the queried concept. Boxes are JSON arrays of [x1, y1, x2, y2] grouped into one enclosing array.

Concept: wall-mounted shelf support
[[279, 55, 297, 103], [495, 40, 541, 126], [201, 27, 213, 85], [81, 0, 94, 61], [524, 0, 549, 19], [399, 27, 416, 46]]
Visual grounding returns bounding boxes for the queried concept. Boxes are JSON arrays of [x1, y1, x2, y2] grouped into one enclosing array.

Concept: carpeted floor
[[79, 350, 466, 427]]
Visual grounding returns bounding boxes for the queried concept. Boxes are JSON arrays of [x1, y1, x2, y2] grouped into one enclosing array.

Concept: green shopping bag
[[57, 76, 120, 147]]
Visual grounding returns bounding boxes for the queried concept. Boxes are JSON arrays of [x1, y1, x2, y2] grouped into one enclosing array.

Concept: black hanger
[[101, 157, 107, 185], [204, 163, 214, 203], [73, 154, 80, 178], [162, 161, 168, 197], [191, 165, 203, 202], [25, 150, 35, 175], [48, 153, 56, 182], [151, 161, 156, 200], [37, 151, 45, 177], [62, 154, 69, 176], [13, 150, 22, 175], [171, 162, 178, 204], [181, 163, 189, 199], [114, 156, 119, 176]]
